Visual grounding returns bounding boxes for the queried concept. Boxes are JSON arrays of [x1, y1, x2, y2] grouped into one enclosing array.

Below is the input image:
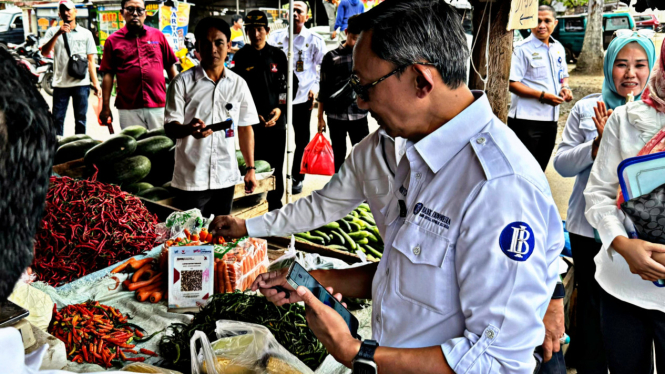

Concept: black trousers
[[600, 287, 665, 374], [292, 101, 313, 183], [507, 117, 558, 171], [174, 186, 235, 217], [328, 116, 370, 173], [254, 124, 286, 211], [567, 233, 608, 374]]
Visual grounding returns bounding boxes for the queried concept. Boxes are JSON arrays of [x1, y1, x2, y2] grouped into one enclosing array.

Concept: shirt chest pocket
[[363, 177, 392, 214], [579, 116, 599, 142], [391, 221, 458, 316], [527, 57, 548, 80]]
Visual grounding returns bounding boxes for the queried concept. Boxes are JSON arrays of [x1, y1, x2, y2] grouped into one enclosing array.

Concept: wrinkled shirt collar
[[194, 64, 227, 82]]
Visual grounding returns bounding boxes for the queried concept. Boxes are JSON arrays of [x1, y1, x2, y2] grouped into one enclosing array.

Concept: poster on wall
[[144, 2, 160, 29], [160, 3, 190, 52], [98, 9, 124, 46]]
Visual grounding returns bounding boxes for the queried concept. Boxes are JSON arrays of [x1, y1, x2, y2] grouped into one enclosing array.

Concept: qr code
[[181, 270, 202, 291]]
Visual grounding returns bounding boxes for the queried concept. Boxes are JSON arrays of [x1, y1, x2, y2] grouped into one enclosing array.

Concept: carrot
[[135, 281, 164, 294], [223, 262, 232, 293], [184, 228, 191, 239], [215, 262, 223, 293], [131, 263, 155, 283], [136, 290, 152, 302], [127, 258, 153, 272], [111, 258, 136, 273], [126, 272, 163, 291], [191, 234, 199, 241], [149, 291, 163, 303]]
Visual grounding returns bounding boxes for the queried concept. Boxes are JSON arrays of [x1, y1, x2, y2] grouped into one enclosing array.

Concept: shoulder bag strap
[[61, 31, 72, 57]]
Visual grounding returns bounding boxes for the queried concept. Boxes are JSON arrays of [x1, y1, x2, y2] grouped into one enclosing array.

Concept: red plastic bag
[[300, 133, 335, 176], [91, 95, 115, 134]]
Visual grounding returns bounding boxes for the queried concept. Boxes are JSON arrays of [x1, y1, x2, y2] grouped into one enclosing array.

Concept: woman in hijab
[[583, 31, 665, 374], [554, 33, 656, 374]]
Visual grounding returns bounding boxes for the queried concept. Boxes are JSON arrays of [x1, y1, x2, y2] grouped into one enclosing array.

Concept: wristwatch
[[352, 340, 379, 374]]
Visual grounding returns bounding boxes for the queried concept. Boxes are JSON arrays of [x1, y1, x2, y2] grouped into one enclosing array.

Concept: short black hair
[[120, 0, 144, 11], [355, 0, 468, 89], [195, 17, 232, 45], [347, 14, 361, 35], [538, 5, 557, 18], [232, 14, 243, 25], [0, 48, 56, 302]]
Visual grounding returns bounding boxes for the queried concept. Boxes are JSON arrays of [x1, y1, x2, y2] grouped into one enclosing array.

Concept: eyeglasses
[[124, 7, 146, 15], [349, 62, 438, 102], [293, 8, 305, 15], [614, 29, 656, 39]]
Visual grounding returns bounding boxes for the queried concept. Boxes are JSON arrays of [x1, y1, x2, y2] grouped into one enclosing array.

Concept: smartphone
[[206, 119, 233, 132], [0, 300, 29, 328], [286, 262, 360, 339]]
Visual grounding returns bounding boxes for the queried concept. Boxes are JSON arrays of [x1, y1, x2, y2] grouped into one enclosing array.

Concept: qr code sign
[[181, 270, 202, 291]]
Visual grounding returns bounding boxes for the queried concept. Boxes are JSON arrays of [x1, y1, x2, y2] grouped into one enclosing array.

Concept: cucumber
[[322, 222, 340, 230], [54, 139, 101, 164], [295, 233, 325, 245], [336, 219, 352, 233], [357, 245, 366, 253], [357, 203, 371, 212], [137, 127, 166, 140], [352, 211, 359, 218], [120, 125, 148, 139], [329, 230, 345, 246], [99, 155, 151, 185], [143, 145, 175, 185], [364, 245, 383, 259], [356, 238, 369, 245], [369, 244, 384, 253], [335, 229, 356, 251], [162, 181, 172, 189], [313, 230, 331, 245], [327, 244, 349, 252], [369, 226, 382, 241], [365, 232, 379, 243], [343, 215, 355, 222], [57, 134, 92, 148], [134, 136, 174, 159], [84, 135, 137, 166], [122, 182, 154, 195], [348, 222, 363, 232], [348, 231, 370, 240], [359, 213, 376, 226], [366, 254, 377, 261], [255, 160, 271, 173], [137, 187, 172, 201]]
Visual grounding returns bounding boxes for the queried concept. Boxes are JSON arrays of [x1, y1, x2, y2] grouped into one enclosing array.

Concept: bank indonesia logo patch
[[414, 203, 423, 215], [499, 222, 535, 261]]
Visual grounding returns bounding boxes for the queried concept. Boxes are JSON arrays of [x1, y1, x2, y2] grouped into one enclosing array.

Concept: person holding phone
[[211, 1, 566, 373], [40, 0, 101, 136], [164, 17, 259, 216]]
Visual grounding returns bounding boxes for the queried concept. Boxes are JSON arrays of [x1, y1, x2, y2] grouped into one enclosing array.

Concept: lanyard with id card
[[296, 50, 304, 73]]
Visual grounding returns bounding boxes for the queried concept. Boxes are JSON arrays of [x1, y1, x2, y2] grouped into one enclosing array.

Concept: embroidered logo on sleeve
[[499, 222, 535, 261]]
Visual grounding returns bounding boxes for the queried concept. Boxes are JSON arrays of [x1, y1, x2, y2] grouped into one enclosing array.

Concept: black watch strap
[[552, 282, 565, 299], [356, 340, 379, 361]]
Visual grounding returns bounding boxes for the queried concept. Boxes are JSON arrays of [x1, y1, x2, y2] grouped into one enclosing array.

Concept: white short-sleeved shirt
[[268, 27, 326, 104], [164, 65, 259, 191], [40, 25, 97, 88], [509, 33, 569, 122], [247, 92, 564, 373], [553, 94, 602, 238]]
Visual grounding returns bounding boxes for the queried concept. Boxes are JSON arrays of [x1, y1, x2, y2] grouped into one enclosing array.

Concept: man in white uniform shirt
[[508, 5, 573, 171], [165, 17, 259, 216], [268, 1, 326, 194], [212, 1, 567, 373]]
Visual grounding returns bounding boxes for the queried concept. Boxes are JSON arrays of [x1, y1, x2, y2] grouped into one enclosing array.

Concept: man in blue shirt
[[332, 0, 364, 41]]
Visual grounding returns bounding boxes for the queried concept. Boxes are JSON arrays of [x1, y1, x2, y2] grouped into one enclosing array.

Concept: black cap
[[245, 10, 269, 28]]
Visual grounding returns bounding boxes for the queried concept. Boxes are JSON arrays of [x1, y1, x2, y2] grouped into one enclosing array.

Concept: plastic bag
[[214, 237, 269, 293], [155, 208, 214, 243], [300, 133, 335, 176], [190, 321, 314, 374], [91, 94, 115, 133]]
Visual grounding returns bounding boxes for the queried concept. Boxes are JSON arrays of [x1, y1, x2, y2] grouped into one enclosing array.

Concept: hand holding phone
[[251, 267, 303, 307]]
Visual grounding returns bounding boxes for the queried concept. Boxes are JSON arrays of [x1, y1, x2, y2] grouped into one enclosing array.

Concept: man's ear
[[413, 64, 434, 99]]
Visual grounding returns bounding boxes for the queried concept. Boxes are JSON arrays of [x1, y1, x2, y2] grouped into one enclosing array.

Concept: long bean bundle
[[159, 292, 328, 371]]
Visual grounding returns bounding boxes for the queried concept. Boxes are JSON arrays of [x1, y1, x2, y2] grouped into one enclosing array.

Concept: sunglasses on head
[[124, 7, 146, 15], [614, 29, 656, 39], [349, 62, 438, 102]]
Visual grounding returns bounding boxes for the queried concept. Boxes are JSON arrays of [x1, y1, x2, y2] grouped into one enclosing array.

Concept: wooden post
[[469, 0, 514, 123]]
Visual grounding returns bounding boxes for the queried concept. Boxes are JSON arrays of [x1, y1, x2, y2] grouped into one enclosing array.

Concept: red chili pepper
[[124, 357, 146, 362], [139, 348, 158, 357]]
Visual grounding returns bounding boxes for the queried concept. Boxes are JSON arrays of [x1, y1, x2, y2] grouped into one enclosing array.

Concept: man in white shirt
[[211, 1, 566, 373], [508, 5, 573, 171], [268, 1, 326, 194], [165, 17, 259, 216], [40, 0, 101, 136], [0, 47, 127, 374]]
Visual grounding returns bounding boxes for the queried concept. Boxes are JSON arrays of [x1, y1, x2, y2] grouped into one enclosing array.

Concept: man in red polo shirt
[[100, 0, 178, 130]]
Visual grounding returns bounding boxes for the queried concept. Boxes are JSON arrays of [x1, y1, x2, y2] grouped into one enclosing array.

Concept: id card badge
[[279, 93, 287, 105], [225, 122, 235, 138], [296, 50, 304, 73]]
